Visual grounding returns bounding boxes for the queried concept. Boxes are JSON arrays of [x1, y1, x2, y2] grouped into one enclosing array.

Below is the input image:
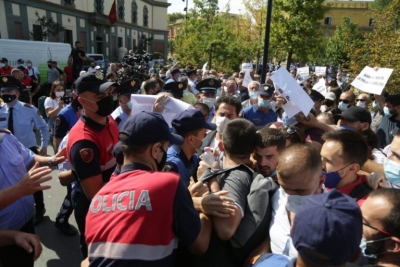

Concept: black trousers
[[72, 65, 82, 81], [0, 219, 35, 267], [74, 191, 90, 258], [29, 146, 45, 212]]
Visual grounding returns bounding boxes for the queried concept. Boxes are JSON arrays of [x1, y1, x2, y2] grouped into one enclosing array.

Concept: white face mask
[[357, 100, 366, 108], [320, 105, 327, 113], [27, 63, 32, 68], [202, 97, 216, 109], [55, 91, 65, 98], [338, 101, 349, 111], [223, 86, 228, 93], [285, 181, 319, 213], [215, 116, 230, 134]]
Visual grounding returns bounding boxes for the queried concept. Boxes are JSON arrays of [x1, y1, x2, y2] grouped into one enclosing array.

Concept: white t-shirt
[[44, 97, 64, 116]]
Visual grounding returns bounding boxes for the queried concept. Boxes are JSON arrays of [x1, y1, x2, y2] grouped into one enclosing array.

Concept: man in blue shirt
[[242, 84, 277, 129], [0, 75, 49, 225]]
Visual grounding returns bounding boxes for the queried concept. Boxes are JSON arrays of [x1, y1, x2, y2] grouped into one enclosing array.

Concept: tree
[[349, 0, 400, 93], [136, 34, 153, 53], [373, 0, 394, 11], [270, 0, 330, 69], [325, 17, 364, 68], [29, 11, 65, 41], [168, 12, 185, 24]]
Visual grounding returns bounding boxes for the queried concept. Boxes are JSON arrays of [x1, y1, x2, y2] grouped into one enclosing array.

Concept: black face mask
[[2, 94, 17, 103], [48, 64, 52, 69], [155, 146, 167, 171], [95, 95, 114, 117]]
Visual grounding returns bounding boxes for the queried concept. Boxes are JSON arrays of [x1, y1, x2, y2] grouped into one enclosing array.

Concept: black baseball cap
[[309, 89, 325, 101], [75, 72, 118, 95], [385, 94, 400, 107], [172, 109, 216, 135], [334, 106, 371, 124], [120, 111, 184, 146], [0, 58, 8, 63]]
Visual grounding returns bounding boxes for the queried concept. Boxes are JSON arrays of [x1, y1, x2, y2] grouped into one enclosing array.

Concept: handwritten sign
[[242, 70, 253, 87], [351, 66, 393, 95], [315, 66, 327, 77], [297, 67, 310, 80], [270, 67, 314, 118], [312, 78, 327, 96]]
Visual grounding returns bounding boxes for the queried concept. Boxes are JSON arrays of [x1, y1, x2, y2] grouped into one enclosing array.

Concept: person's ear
[[77, 96, 85, 105], [348, 163, 360, 175], [151, 142, 161, 159], [387, 237, 400, 253], [218, 141, 224, 152], [361, 122, 369, 132]]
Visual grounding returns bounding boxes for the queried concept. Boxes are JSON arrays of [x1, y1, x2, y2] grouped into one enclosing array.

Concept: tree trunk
[[286, 49, 293, 70]]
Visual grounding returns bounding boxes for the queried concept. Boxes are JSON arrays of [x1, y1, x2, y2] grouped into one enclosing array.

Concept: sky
[[167, 0, 246, 14]]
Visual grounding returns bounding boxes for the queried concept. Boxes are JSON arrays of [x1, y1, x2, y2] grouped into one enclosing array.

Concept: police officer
[[308, 89, 325, 116], [165, 109, 216, 186], [0, 75, 50, 225], [0, 128, 65, 267], [111, 78, 140, 130], [165, 68, 181, 84], [85, 111, 212, 266], [66, 71, 119, 258], [163, 81, 185, 100], [196, 78, 221, 123], [187, 69, 198, 95]]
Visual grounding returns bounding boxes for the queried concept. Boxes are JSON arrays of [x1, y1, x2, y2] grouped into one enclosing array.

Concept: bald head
[[277, 144, 322, 181], [340, 90, 356, 104]]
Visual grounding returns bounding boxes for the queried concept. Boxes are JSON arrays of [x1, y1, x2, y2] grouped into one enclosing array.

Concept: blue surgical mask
[[127, 101, 132, 110], [338, 101, 349, 111], [249, 91, 259, 100], [383, 157, 400, 185], [258, 99, 270, 108], [384, 107, 391, 116], [360, 237, 391, 259], [322, 164, 350, 188], [373, 101, 379, 110]]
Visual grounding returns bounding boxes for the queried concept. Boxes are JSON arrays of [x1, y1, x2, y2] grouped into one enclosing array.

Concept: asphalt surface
[[33, 141, 82, 267]]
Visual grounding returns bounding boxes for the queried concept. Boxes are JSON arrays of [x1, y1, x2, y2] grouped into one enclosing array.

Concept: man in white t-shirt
[[269, 144, 325, 259], [26, 60, 41, 84]]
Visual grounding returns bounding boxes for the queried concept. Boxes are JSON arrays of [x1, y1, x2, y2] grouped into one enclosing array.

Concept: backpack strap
[[348, 183, 373, 201], [199, 164, 253, 182]]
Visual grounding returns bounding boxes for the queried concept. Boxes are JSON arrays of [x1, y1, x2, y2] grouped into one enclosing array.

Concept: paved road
[[33, 143, 82, 267]]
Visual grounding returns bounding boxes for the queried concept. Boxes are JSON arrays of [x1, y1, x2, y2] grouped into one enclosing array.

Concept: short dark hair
[[255, 127, 286, 152], [277, 143, 322, 180], [281, 126, 306, 145], [193, 103, 210, 116], [369, 189, 400, 238], [322, 130, 368, 167], [223, 119, 256, 158], [215, 95, 242, 116], [143, 80, 158, 94]]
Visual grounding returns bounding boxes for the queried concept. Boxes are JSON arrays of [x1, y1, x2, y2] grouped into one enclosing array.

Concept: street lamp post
[[183, 0, 188, 20], [209, 43, 214, 70], [261, 0, 273, 84]]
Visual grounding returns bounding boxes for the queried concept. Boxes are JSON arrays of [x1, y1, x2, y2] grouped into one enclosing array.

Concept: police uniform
[[163, 81, 185, 99], [85, 112, 202, 267], [196, 78, 221, 123], [111, 78, 140, 130], [0, 129, 36, 266], [165, 68, 180, 84], [66, 72, 119, 258], [187, 69, 198, 95], [165, 109, 216, 186]]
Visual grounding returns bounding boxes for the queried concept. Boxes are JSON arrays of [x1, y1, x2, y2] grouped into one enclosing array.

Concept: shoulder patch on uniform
[[80, 148, 94, 163], [0, 128, 11, 134], [55, 118, 61, 126], [23, 103, 34, 108]]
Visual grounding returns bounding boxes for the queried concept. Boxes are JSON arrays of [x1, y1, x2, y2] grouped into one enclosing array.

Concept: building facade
[[0, 0, 170, 61]]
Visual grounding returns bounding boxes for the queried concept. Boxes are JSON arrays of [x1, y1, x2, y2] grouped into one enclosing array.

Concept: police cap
[[114, 78, 141, 96], [75, 72, 118, 95], [172, 109, 216, 135], [196, 78, 221, 94], [0, 75, 23, 91], [163, 81, 185, 98], [309, 90, 325, 101]]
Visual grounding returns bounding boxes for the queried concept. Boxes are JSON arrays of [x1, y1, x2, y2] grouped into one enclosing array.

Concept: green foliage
[[168, 12, 185, 24], [270, 0, 330, 68], [325, 17, 364, 68], [29, 11, 65, 41], [349, 0, 400, 94], [372, 0, 394, 11], [153, 52, 164, 59], [136, 34, 153, 53]]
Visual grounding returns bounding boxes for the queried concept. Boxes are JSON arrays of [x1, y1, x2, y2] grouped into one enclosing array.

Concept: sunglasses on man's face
[[357, 99, 366, 102], [339, 99, 351, 104]]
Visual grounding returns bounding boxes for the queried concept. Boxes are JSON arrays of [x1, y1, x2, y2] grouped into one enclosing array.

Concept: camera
[[62, 96, 73, 104]]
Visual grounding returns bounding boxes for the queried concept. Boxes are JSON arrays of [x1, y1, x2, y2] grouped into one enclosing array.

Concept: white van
[[0, 39, 71, 83]]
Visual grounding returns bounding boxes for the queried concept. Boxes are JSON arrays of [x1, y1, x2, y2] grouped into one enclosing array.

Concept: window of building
[[64, 29, 73, 46], [118, 37, 123, 48], [111, 36, 116, 58], [32, 24, 42, 41], [143, 5, 149, 27], [133, 39, 136, 51], [96, 36, 103, 54], [131, 1, 138, 24], [324, 17, 332, 25], [62, 0, 75, 5], [14, 22, 23, 40], [94, 0, 104, 13], [369, 18, 374, 26], [118, 0, 125, 20]]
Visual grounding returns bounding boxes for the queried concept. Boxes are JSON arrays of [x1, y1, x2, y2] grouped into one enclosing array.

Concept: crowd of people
[[0, 41, 400, 267]]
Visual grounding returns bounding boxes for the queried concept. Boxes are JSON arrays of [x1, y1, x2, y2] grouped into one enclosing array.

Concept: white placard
[[242, 70, 253, 88], [130, 95, 193, 127], [241, 63, 253, 71], [351, 66, 394, 95], [297, 67, 309, 80], [312, 78, 327, 96], [202, 62, 208, 77], [315, 66, 327, 77], [270, 67, 314, 118]]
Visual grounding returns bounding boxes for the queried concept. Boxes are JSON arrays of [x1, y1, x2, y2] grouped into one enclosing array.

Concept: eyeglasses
[[363, 222, 392, 236], [339, 99, 351, 104], [357, 99, 366, 102], [284, 126, 297, 135]]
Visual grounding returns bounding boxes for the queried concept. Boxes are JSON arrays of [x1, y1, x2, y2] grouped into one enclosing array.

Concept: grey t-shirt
[[47, 68, 60, 83]]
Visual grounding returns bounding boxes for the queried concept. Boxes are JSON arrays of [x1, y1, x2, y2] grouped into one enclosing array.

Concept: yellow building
[[321, 0, 375, 35]]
